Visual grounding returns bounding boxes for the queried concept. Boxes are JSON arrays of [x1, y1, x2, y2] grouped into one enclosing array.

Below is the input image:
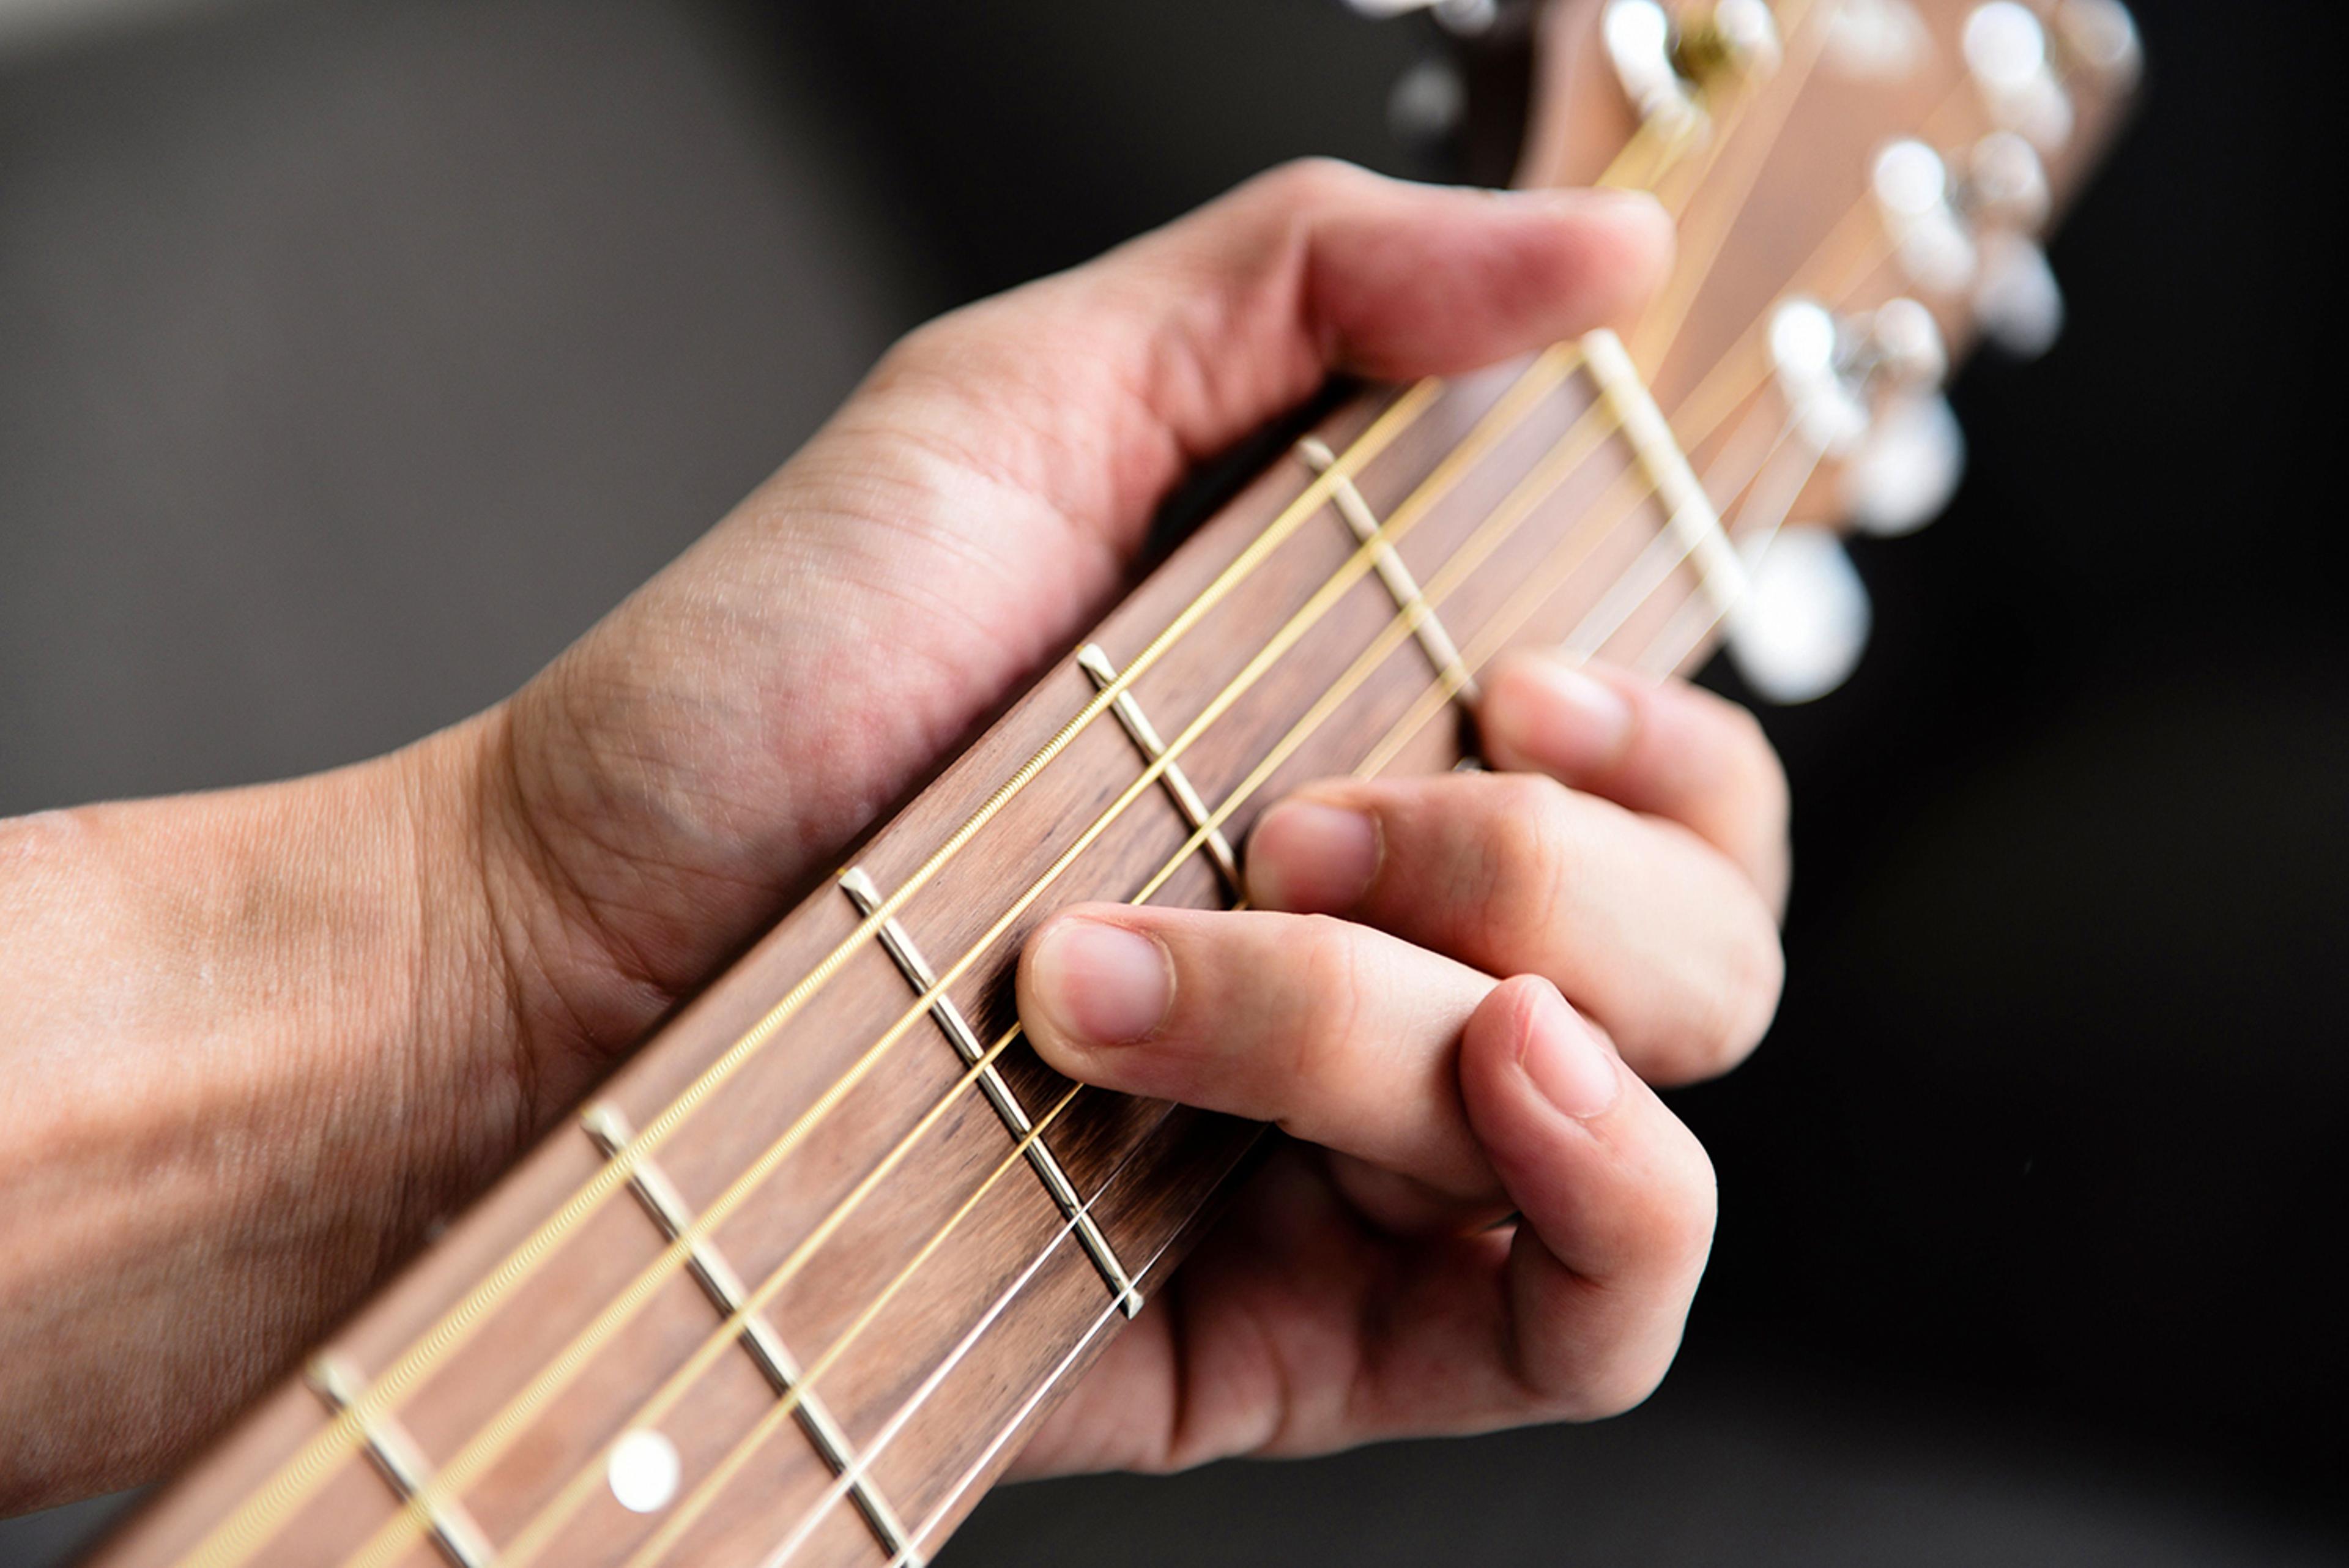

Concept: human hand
[[1009, 657, 1787, 1470], [0, 161, 1682, 1504]]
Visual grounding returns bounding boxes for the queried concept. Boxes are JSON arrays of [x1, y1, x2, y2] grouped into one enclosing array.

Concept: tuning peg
[[1605, 1, 1708, 143], [1842, 390, 1966, 536], [1387, 57, 1468, 145], [1860, 295, 1950, 389], [1963, 130, 2052, 232], [1972, 229, 2065, 357], [1728, 526, 1872, 704], [2054, 0, 2143, 89], [1676, 0, 1784, 83], [1872, 139, 1977, 296], [1824, 0, 1929, 80], [1964, 2, 2075, 150], [1341, 0, 1502, 34], [1771, 298, 1871, 456]]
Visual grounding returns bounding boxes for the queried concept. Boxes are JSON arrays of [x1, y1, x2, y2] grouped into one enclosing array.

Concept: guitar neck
[[100, 350, 1691, 1568], [87, 1, 2139, 1564]]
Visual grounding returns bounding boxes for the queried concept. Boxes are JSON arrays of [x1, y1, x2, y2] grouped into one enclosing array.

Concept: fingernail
[[1028, 916, 1173, 1047], [1491, 657, 1635, 778], [1245, 799, 1381, 913], [1520, 986, 1620, 1121]]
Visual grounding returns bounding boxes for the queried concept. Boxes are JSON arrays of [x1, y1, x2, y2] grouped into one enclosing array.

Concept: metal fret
[[1074, 642, 1241, 895], [305, 1356, 494, 1568], [1578, 327, 1748, 617], [1294, 435, 1480, 704], [836, 868, 1146, 1320], [580, 1105, 920, 1565]]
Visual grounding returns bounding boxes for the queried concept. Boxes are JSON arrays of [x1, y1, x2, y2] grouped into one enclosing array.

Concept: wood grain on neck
[[83, 2, 2137, 1564]]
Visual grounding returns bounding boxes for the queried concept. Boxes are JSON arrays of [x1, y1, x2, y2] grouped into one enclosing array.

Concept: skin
[[0, 160, 1786, 1512]]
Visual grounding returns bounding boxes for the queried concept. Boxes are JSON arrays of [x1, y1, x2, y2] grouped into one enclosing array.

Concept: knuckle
[[1475, 773, 1583, 924], [1568, 1347, 1682, 1424], [1253, 155, 1370, 210], [1721, 702, 1792, 833], [1672, 899, 1783, 1077], [1715, 896, 1787, 1062], [1286, 913, 1373, 1087], [1653, 1137, 1722, 1279]]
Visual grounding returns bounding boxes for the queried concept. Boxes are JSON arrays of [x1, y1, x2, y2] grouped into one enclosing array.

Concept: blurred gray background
[[4, 0, 2343, 1562]]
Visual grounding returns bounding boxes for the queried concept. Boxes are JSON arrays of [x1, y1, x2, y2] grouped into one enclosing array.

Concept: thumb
[[865, 159, 1674, 563], [483, 163, 1669, 1069]]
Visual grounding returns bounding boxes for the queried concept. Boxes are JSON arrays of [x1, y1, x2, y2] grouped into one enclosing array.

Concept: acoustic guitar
[[80, 1, 2140, 1563]]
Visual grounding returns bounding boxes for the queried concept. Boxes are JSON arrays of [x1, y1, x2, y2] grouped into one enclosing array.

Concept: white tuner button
[[1770, 298, 1870, 456], [1973, 229, 2066, 358], [1842, 391, 1967, 537], [1606, 0, 1706, 142], [1966, 130, 2053, 232], [1964, 2, 2075, 150], [1866, 296, 1950, 389], [1708, 0, 1784, 76], [1728, 527, 1873, 704], [1825, 0, 1929, 79], [1873, 139, 1976, 296], [2055, 0, 2143, 88]]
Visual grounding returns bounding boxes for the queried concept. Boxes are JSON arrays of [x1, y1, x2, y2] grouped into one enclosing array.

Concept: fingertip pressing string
[[200, 4, 1926, 1561]]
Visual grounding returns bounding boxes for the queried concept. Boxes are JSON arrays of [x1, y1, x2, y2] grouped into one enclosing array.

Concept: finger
[[497, 166, 1674, 1014], [1244, 771, 1781, 1085], [883, 158, 1672, 526], [875, 162, 1677, 557], [1477, 652, 1791, 909], [1017, 904, 1501, 1197], [1455, 976, 1717, 1421]]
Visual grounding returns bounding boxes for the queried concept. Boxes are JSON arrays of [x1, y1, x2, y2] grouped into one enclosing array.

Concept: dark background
[[2, 0, 2343, 1562]]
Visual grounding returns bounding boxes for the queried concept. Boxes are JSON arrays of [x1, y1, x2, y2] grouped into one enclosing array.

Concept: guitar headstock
[[1374, 0, 2139, 698]]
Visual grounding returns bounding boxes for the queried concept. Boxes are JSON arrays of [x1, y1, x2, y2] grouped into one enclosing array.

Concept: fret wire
[[669, 133, 1941, 1568], [607, 1080, 1088, 1568], [175, 384, 1450, 1568], [374, 1019, 1032, 1568], [726, 402, 1714, 1568], [483, 365, 1633, 1568], [182, 384, 1450, 1568], [745, 1088, 1192, 1568], [374, 273, 1839, 1568], [1126, 395, 1625, 908], [1630, 0, 1832, 369], [625, 204, 1898, 1568], [1359, 365, 1805, 780], [201, 45, 1924, 1564], [1635, 415, 1831, 677], [324, 354, 1580, 1568], [836, 439, 1812, 1568]]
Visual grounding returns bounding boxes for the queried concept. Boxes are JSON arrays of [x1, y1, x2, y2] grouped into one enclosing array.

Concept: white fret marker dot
[[607, 1429, 681, 1514]]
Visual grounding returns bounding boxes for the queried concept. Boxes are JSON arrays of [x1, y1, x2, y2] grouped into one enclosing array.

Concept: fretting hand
[[0, 161, 1783, 1509], [1015, 656, 1784, 1468]]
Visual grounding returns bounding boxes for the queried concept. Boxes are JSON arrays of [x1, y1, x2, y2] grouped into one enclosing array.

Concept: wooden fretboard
[[83, 2, 2136, 1565]]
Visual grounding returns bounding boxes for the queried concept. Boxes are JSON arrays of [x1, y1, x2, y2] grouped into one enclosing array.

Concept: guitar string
[[346, 49, 1871, 1568], [1629, 0, 1831, 369], [568, 240, 1872, 1568], [200, 17, 1882, 1561], [744, 214, 1902, 1568], [376, 368, 1620, 1568], [322, 344, 1594, 1568], [733, 67, 2033, 1568], [768, 399, 1821, 1568], [542, 392, 1647, 1565], [173, 379, 1452, 1568], [610, 1077, 1094, 1568]]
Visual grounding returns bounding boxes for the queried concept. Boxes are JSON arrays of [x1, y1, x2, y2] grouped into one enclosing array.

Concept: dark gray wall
[[3, 1, 2343, 1564]]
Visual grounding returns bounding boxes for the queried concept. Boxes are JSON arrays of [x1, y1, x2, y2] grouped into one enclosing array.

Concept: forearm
[[0, 727, 528, 1507]]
